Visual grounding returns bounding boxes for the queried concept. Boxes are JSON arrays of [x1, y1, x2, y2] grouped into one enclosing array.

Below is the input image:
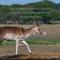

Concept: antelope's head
[[32, 23, 47, 36]]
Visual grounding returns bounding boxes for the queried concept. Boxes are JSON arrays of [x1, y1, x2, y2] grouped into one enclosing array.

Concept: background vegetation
[[0, 0, 60, 24]]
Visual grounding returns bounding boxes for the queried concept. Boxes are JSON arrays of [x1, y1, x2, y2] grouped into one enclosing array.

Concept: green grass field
[[0, 37, 60, 46]]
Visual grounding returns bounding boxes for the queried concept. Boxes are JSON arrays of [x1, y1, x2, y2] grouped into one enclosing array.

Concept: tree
[[43, 0, 49, 2]]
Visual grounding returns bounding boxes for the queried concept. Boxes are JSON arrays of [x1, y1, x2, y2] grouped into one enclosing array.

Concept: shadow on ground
[[0, 54, 60, 60]]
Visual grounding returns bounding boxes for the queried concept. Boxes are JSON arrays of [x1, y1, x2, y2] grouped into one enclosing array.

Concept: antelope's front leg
[[22, 40, 32, 54], [16, 39, 19, 55]]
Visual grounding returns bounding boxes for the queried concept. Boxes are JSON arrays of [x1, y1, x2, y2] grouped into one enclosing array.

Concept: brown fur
[[0, 26, 35, 40]]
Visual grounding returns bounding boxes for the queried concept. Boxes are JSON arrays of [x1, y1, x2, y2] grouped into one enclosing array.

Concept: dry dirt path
[[0, 45, 60, 59]]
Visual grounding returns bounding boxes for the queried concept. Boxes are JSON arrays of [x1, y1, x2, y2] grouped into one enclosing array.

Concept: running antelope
[[0, 23, 46, 54]]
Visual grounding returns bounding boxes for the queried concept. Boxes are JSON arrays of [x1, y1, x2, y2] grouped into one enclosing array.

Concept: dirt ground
[[0, 45, 60, 60], [0, 53, 60, 60]]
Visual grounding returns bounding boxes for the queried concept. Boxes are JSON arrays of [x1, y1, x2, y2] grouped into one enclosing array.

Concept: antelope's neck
[[24, 28, 34, 38]]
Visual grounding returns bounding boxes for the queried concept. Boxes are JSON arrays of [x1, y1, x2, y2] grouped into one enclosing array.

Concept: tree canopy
[[0, 0, 60, 24]]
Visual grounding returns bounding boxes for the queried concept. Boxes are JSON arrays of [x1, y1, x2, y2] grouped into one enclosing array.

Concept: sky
[[0, 0, 60, 5]]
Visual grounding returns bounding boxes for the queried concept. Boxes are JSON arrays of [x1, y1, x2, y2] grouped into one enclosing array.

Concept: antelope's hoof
[[29, 53, 32, 55]]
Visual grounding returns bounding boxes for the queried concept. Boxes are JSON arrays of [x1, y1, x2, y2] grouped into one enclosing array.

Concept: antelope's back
[[0, 26, 25, 40]]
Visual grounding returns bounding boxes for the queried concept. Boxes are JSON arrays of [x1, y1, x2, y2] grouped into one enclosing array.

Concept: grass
[[26, 37, 60, 45], [0, 37, 60, 46]]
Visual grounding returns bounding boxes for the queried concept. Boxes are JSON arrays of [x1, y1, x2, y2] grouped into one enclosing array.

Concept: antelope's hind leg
[[22, 40, 32, 54]]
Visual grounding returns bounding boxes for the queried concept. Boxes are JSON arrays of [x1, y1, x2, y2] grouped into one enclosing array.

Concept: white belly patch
[[3, 33, 25, 40], [3, 33, 15, 40], [3, 33, 31, 40]]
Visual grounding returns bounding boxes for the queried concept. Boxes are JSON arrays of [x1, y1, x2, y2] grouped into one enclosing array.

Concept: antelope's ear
[[36, 22, 39, 26], [33, 22, 40, 27]]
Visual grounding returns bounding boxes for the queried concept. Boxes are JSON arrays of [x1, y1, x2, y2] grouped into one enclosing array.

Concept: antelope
[[0, 23, 46, 55]]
